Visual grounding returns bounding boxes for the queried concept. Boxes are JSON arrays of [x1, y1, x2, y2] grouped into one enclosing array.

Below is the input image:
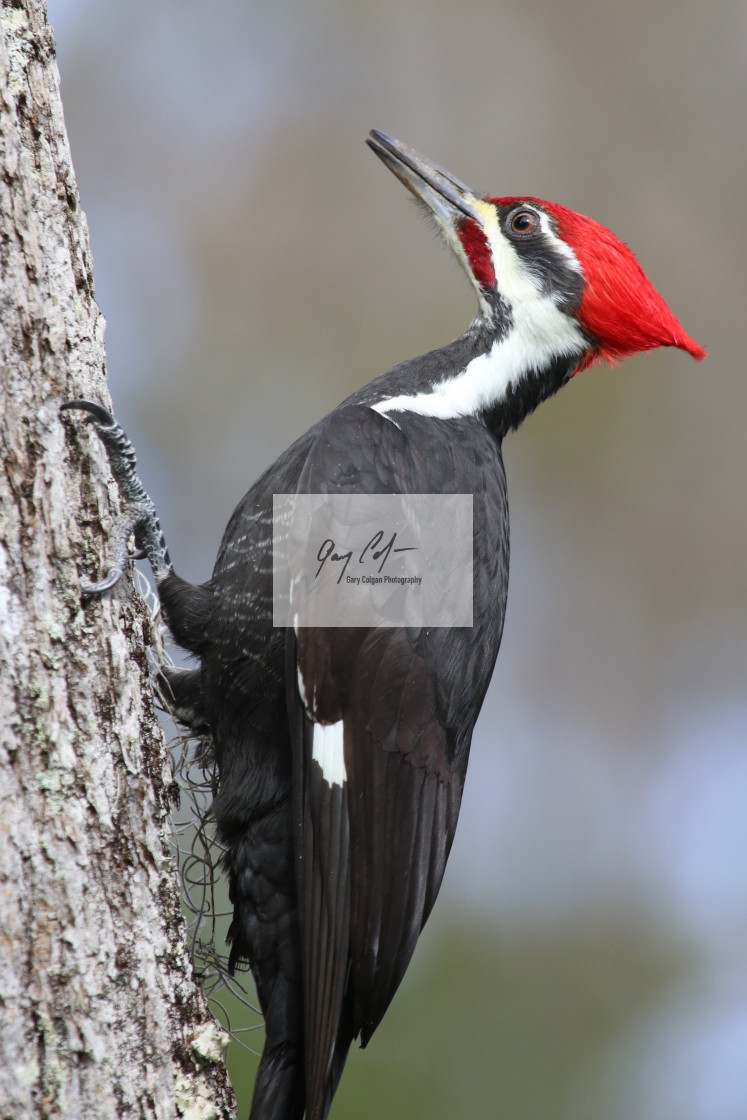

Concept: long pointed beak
[[366, 130, 484, 227]]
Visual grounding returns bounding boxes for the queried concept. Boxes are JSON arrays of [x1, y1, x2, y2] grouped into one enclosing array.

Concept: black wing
[[286, 405, 509, 1116]]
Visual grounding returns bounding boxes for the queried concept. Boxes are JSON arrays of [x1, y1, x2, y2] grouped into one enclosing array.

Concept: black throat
[[479, 352, 574, 443]]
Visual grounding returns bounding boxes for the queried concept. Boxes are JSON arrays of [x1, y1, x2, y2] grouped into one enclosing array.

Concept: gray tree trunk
[[0, 4, 235, 1117]]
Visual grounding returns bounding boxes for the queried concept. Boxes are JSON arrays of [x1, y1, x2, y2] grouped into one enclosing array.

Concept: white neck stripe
[[373, 305, 585, 421]]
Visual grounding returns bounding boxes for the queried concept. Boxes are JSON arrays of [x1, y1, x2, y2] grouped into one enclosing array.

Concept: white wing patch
[[312, 720, 347, 787]]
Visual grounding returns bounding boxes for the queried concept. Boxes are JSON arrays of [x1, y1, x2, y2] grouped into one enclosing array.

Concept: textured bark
[[0, 4, 235, 1118]]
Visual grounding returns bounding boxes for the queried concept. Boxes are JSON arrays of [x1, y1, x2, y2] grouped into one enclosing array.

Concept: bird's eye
[[509, 208, 539, 236]]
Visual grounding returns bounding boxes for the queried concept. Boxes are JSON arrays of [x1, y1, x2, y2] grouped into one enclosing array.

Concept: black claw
[[81, 569, 125, 596], [62, 398, 173, 596], [60, 399, 116, 426]]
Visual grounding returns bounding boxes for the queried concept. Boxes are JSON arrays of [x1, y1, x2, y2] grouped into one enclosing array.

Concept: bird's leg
[[61, 399, 172, 595]]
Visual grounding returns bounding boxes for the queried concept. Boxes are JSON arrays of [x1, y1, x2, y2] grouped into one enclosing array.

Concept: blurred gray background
[[50, 1, 746, 1116]]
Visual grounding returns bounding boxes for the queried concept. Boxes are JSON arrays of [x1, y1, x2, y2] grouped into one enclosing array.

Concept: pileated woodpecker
[[63, 131, 705, 1119]]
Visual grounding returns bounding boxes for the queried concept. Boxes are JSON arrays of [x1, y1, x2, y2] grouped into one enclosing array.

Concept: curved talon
[[81, 569, 124, 596], [61, 398, 139, 479], [60, 399, 116, 426], [62, 397, 173, 596]]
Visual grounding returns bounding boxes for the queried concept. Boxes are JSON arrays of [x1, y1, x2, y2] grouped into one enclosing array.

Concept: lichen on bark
[[0, 4, 235, 1117]]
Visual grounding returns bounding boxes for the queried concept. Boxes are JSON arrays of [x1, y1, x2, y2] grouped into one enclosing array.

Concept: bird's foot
[[61, 399, 172, 595]]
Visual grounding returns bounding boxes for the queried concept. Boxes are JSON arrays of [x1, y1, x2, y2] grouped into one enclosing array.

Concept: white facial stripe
[[474, 201, 583, 311], [538, 210, 582, 274], [473, 199, 544, 302], [373, 199, 586, 420], [312, 720, 346, 787]]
